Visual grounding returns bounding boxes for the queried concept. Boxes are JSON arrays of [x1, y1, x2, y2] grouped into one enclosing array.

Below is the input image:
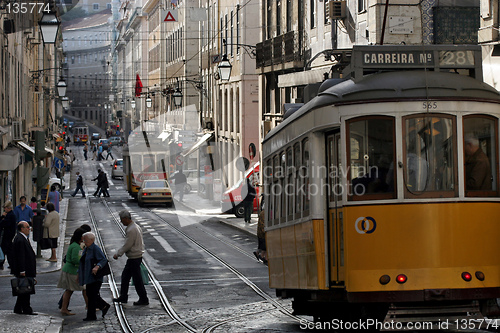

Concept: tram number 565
[[423, 102, 438, 110]]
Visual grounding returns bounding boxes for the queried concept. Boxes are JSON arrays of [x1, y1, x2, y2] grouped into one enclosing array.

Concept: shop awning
[[181, 133, 213, 157], [0, 148, 20, 171], [16, 141, 35, 155], [17, 142, 53, 156], [157, 131, 171, 142]]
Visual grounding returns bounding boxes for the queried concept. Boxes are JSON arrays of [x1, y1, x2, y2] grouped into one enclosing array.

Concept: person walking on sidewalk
[[71, 172, 86, 198], [83, 143, 88, 161], [92, 169, 104, 197], [105, 142, 114, 160], [112, 210, 149, 306], [0, 201, 16, 270], [171, 169, 187, 202], [43, 202, 60, 262], [57, 227, 86, 316], [242, 178, 256, 223], [14, 196, 33, 224], [78, 232, 110, 321], [11, 221, 37, 315], [253, 210, 267, 264], [47, 185, 61, 213]]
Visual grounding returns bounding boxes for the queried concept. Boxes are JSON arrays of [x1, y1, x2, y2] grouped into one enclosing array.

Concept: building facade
[[62, 9, 113, 129]]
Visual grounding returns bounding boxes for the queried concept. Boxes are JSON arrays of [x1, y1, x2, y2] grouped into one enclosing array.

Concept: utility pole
[[34, 131, 49, 257]]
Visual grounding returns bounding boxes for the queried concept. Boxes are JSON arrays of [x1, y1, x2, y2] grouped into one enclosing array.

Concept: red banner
[[135, 74, 143, 97]]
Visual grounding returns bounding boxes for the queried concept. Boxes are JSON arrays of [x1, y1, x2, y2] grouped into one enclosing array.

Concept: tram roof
[[263, 70, 500, 143]]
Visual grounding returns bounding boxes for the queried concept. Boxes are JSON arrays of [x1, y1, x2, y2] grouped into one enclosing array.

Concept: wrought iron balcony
[[256, 31, 303, 69]]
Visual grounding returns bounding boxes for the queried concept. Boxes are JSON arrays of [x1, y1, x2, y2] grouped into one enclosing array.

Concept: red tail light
[[114, 164, 117, 169], [461, 272, 472, 282], [396, 274, 407, 284]]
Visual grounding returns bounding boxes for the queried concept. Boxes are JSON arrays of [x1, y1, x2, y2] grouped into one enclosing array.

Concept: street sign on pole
[[54, 157, 65, 169], [175, 155, 184, 166]]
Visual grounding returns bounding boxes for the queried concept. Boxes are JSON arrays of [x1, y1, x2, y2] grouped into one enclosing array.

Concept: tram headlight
[[461, 272, 472, 282], [475, 271, 485, 281], [379, 275, 391, 285], [396, 274, 407, 284]]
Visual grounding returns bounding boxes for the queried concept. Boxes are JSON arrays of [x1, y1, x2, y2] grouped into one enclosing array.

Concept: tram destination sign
[[362, 50, 434, 67], [350, 45, 481, 81], [361, 50, 475, 68]]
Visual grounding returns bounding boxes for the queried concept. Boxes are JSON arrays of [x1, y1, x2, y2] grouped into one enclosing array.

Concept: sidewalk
[[0, 171, 70, 332], [173, 190, 259, 237]]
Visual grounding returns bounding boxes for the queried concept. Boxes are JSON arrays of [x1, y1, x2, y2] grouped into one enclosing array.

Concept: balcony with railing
[[256, 31, 303, 69]]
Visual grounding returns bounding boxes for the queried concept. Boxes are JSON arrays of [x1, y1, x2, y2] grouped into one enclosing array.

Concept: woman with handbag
[[57, 227, 86, 315], [78, 232, 110, 321], [42, 203, 59, 262]]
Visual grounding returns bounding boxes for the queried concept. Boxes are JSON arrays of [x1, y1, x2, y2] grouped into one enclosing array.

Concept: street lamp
[[217, 54, 232, 81], [146, 96, 152, 108], [39, 9, 61, 44], [173, 88, 182, 107], [61, 97, 69, 108], [131, 99, 136, 109], [56, 78, 67, 97]]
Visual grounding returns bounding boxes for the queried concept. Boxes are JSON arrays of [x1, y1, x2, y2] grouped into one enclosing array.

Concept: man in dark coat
[[0, 201, 17, 270], [92, 169, 104, 197], [11, 221, 37, 315]]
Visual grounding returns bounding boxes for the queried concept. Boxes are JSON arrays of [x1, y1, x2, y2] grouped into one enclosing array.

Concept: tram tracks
[[146, 207, 313, 332], [101, 199, 197, 333], [84, 191, 311, 332]]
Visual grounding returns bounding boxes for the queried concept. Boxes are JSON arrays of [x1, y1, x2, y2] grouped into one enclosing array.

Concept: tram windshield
[[463, 116, 497, 195], [404, 115, 455, 196], [348, 117, 395, 199]]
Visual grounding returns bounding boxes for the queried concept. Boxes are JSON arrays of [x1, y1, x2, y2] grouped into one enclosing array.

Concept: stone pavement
[[0, 171, 71, 332]]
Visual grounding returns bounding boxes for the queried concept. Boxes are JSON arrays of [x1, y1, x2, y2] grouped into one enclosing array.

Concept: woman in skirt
[[57, 227, 87, 315]]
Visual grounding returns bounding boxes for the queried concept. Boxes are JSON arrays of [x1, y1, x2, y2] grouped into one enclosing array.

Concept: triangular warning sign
[[162, 9, 178, 23], [164, 11, 175, 21]]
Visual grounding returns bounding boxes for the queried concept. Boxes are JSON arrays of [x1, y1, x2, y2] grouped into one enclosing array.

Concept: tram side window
[[280, 151, 286, 223], [463, 116, 497, 196], [302, 139, 310, 212], [294, 143, 302, 219], [265, 158, 273, 227], [273, 155, 280, 225], [348, 117, 395, 200], [286, 148, 294, 219], [404, 115, 457, 197]]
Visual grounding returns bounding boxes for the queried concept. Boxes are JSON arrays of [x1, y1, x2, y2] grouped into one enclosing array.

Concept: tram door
[[326, 132, 344, 283]]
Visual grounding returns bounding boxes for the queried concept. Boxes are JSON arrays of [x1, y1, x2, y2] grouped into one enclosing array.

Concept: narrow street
[[0, 143, 312, 333]]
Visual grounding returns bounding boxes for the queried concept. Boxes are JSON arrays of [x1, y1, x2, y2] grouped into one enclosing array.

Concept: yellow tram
[[262, 45, 500, 324], [123, 132, 170, 198]]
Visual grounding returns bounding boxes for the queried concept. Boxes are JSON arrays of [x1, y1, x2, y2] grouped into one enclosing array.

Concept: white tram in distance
[[262, 45, 500, 326]]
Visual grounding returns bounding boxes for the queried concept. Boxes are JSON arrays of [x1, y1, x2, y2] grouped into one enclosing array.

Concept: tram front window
[[404, 115, 456, 197], [463, 116, 497, 195], [348, 117, 395, 200]]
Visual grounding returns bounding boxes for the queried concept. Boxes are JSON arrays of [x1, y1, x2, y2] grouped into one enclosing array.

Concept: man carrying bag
[[11, 221, 37, 315]]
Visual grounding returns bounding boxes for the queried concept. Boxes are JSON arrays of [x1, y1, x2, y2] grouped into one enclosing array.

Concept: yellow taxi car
[[138, 179, 173, 207]]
